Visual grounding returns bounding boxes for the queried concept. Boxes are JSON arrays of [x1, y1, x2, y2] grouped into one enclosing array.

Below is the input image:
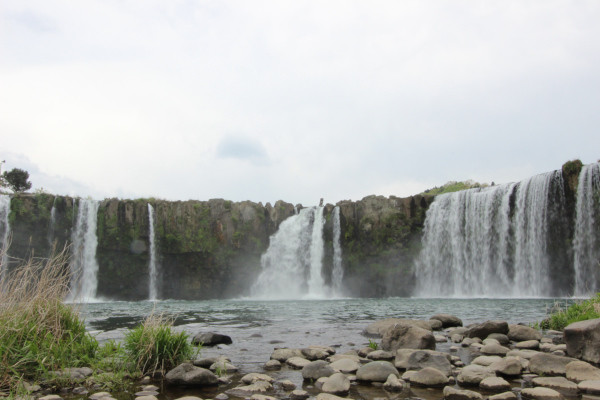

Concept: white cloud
[[1, 1, 599, 205]]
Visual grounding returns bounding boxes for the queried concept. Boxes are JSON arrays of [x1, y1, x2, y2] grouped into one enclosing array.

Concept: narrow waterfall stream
[[69, 198, 100, 301]]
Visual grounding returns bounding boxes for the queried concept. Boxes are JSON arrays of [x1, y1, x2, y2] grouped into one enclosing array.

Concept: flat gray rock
[[443, 385, 484, 400], [356, 361, 399, 383]]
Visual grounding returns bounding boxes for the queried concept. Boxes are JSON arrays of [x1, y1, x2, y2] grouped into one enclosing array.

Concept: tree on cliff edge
[[2, 168, 32, 192]]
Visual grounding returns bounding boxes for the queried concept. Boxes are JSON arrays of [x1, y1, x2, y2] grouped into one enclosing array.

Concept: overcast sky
[[1, 1, 599, 206]]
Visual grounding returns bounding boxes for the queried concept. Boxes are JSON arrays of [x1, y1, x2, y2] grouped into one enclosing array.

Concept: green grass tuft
[[535, 293, 600, 330]]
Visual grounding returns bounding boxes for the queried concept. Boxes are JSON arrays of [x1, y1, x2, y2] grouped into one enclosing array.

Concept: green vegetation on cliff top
[[420, 180, 489, 196]]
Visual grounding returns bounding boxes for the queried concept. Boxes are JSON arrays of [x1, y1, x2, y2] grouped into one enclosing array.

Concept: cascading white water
[[307, 206, 326, 296], [251, 206, 330, 299], [147, 203, 159, 300], [0, 195, 11, 276], [415, 171, 561, 298], [47, 197, 57, 247], [573, 163, 600, 296], [69, 198, 100, 302], [332, 206, 344, 295]]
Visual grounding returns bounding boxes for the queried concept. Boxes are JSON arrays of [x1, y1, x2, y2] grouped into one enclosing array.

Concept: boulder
[[209, 360, 238, 373], [225, 381, 272, 397], [489, 392, 517, 400], [381, 324, 435, 351], [363, 318, 434, 337], [290, 390, 309, 400], [287, 357, 312, 369], [264, 360, 281, 370], [367, 350, 394, 361], [529, 353, 577, 376], [507, 349, 541, 359], [316, 394, 349, 400], [457, 364, 495, 386], [394, 349, 452, 376], [520, 387, 563, 400], [165, 363, 219, 386], [191, 332, 232, 346], [383, 374, 404, 392], [467, 321, 509, 339], [472, 355, 503, 367], [487, 333, 510, 345], [443, 385, 484, 400], [508, 324, 542, 342], [489, 357, 523, 376], [515, 340, 540, 350], [566, 361, 600, 383], [532, 377, 578, 395], [301, 348, 330, 361], [479, 377, 511, 391], [564, 318, 600, 364], [481, 343, 510, 356], [241, 373, 275, 384], [301, 360, 335, 380], [280, 380, 296, 390], [356, 361, 399, 383], [329, 358, 359, 374], [321, 373, 350, 395], [578, 380, 600, 395], [408, 367, 449, 387], [270, 348, 303, 362], [430, 314, 463, 328]]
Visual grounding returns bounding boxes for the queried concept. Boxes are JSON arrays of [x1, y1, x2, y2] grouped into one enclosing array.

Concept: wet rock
[[191, 332, 232, 347], [443, 385, 484, 400], [89, 392, 113, 400], [241, 373, 275, 384], [457, 364, 495, 386], [395, 349, 452, 376], [579, 380, 600, 395], [315, 394, 350, 400], [452, 334, 465, 343], [481, 343, 510, 356], [363, 318, 434, 337], [483, 338, 501, 346], [407, 367, 449, 387], [328, 353, 360, 363], [462, 337, 482, 347], [279, 380, 296, 390], [264, 360, 281, 370], [193, 357, 220, 368], [381, 324, 435, 351], [175, 397, 204, 400], [529, 353, 577, 376], [225, 381, 272, 397], [508, 324, 542, 342], [270, 348, 303, 362], [521, 387, 563, 400], [532, 377, 578, 395], [367, 350, 394, 361], [290, 390, 310, 400], [467, 320, 509, 339], [136, 396, 157, 400], [141, 385, 159, 391], [566, 361, 600, 383], [515, 340, 540, 350], [135, 391, 159, 396], [356, 361, 400, 382], [507, 349, 541, 359], [489, 356, 524, 376], [383, 374, 404, 392], [480, 376, 511, 391], [287, 357, 311, 369], [302, 348, 330, 361], [430, 314, 463, 328], [72, 387, 88, 395], [435, 334, 449, 343], [330, 358, 360, 373], [472, 355, 503, 367], [564, 319, 600, 364], [209, 360, 238, 373], [165, 363, 219, 386], [488, 333, 510, 345], [302, 360, 335, 380], [489, 392, 517, 400], [429, 319, 444, 330], [39, 396, 62, 400], [357, 347, 375, 357], [321, 373, 351, 395], [250, 395, 277, 400]]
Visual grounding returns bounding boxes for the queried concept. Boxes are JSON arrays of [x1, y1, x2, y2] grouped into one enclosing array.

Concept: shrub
[[0, 249, 98, 390], [537, 293, 600, 330], [124, 313, 196, 375]]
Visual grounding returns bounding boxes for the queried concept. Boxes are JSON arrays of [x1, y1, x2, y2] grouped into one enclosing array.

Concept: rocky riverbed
[[23, 314, 600, 400]]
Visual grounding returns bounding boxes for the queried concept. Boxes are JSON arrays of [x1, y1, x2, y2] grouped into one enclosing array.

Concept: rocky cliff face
[[4, 192, 431, 300]]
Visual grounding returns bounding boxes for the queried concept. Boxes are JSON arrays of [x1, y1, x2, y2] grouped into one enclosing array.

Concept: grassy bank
[[0, 249, 196, 395], [537, 293, 600, 330]]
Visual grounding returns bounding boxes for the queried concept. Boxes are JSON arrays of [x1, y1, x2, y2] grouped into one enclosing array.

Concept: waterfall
[[147, 203, 159, 300], [47, 197, 57, 248], [415, 171, 563, 298], [69, 198, 100, 302], [0, 195, 11, 276], [573, 163, 600, 296], [332, 206, 344, 295], [251, 206, 330, 299]]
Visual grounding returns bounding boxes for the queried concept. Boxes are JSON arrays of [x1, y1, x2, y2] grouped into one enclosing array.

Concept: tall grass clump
[[124, 313, 196, 375], [537, 293, 600, 330], [0, 249, 98, 391]]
